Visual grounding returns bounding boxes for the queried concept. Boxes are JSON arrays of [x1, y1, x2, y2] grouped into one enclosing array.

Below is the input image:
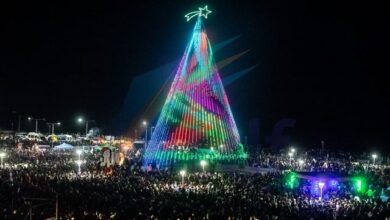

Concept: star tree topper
[[185, 5, 212, 22]]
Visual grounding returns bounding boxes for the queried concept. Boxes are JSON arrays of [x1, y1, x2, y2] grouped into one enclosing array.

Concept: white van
[[27, 132, 45, 142]]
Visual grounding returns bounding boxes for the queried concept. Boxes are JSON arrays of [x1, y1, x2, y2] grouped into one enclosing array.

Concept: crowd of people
[[0, 145, 389, 219]]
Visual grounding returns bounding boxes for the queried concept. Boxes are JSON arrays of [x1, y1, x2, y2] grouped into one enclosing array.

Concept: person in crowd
[[0, 146, 389, 219]]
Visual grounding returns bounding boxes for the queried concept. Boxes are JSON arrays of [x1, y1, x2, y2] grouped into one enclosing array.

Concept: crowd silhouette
[[0, 147, 389, 219]]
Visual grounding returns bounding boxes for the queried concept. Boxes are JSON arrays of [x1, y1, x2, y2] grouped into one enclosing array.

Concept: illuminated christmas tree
[[144, 6, 246, 167]]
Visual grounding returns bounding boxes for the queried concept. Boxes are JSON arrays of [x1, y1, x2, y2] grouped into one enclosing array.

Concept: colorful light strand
[[143, 15, 245, 167]]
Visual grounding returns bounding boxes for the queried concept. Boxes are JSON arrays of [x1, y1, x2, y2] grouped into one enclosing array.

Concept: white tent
[[53, 143, 74, 150]]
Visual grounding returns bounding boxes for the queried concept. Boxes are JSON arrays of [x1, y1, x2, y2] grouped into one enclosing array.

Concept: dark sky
[[1, 1, 389, 152]]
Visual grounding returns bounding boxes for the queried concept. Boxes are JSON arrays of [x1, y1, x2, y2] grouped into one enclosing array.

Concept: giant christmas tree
[[144, 6, 246, 167]]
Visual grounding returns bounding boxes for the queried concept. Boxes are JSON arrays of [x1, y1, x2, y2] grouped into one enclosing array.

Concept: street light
[[0, 152, 6, 168], [76, 149, 82, 161], [200, 160, 207, 172], [290, 147, 296, 154], [372, 154, 377, 165], [318, 182, 325, 200], [28, 117, 45, 133], [11, 112, 24, 132], [77, 117, 95, 137], [179, 169, 186, 185], [76, 160, 82, 174], [298, 159, 304, 170], [47, 122, 61, 134], [142, 121, 148, 148], [288, 152, 293, 166], [151, 126, 155, 138]]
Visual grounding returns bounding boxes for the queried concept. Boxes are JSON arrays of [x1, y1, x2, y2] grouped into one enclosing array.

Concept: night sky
[[1, 1, 389, 152]]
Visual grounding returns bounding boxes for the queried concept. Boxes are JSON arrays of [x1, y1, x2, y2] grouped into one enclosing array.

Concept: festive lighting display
[[352, 177, 367, 193], [367, 189, 374, 197], [185, 5, 212, 22], [144, 8, 246, 167], [285, 172, 299, 189], [329, 179, 339, 188]]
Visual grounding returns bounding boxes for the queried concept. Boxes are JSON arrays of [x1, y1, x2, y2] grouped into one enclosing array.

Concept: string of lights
[[144, 8, 246, 167]]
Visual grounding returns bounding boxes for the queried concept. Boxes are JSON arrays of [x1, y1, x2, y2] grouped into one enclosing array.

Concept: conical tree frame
[[143, 17, 246, 167]]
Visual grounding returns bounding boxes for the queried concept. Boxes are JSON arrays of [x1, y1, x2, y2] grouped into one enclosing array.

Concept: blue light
[[330, 179, 338, 188]]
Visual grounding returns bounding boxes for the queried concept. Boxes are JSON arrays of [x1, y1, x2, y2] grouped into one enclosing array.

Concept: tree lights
[[143, 7, 246, 167]]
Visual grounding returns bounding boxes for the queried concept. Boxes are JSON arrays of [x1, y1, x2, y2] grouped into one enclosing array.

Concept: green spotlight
[[367, 189, 374, 197], [352, 177, 367, 193], [285, 172, 299, 189]]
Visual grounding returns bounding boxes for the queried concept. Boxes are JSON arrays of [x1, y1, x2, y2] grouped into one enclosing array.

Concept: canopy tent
[[53, 143, 74, 150]]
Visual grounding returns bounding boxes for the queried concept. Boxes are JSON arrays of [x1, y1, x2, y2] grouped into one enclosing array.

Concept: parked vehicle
[[26, 132, 46, 142]]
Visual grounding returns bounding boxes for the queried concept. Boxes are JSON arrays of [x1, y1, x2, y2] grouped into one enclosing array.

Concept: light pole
[[372, 154, 377, 165], [28, 117, 45, 133], [142, 121, 148, 148], [298, 159, 304, 170], [17, 114, 21, 132], [76, 149, 83, 174], [16, 114, 22, 132], [47, 122, 61, 134], [151, 126, 155, 138], [179, 169, 186, 185], [288, 152, 293, 165], [78, 118, 95, 137], [76, 149, 82, 161], [200, 160, 207, 172], [318, 182, 325, 200], [76, 160, 82, 174], [0, 152, 6, 168]]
